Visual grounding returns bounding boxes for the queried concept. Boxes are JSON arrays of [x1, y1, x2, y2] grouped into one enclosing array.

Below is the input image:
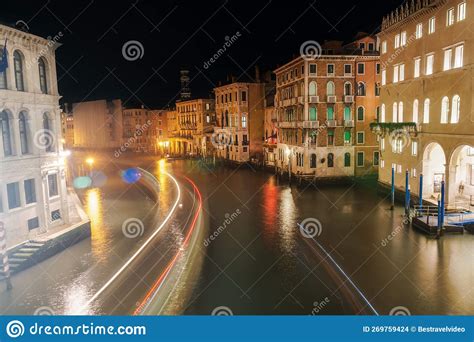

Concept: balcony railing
[[326, 120, 337, 127], [344, 95, 354, 103], [277, 121, 297, 128], [309, 96, 319, 104], [344, 119, 354, 127], [327, 95, 336, 103], [302, 121, 320, 129]]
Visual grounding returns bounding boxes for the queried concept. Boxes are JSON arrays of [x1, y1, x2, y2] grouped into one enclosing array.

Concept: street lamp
[[86, 157, 94, 174]]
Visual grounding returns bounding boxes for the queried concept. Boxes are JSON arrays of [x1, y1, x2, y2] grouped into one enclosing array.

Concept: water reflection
[[84, 188, 111, 263], [278, 188, 298, 255]]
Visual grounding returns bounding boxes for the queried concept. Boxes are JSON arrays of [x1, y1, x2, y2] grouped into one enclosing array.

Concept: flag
[[0, 39, 8, 73]]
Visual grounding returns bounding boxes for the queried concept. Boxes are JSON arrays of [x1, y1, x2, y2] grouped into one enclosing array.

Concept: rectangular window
[[412, 141, 418, 156], [373, 151, 380, 166], [381, 41, 387, 54], [359, 42, 365, 50], [28, 217, 39, 230], [393, 65, 399, 83], [444, 48, 452, 70], [357, 131, 365, 144], [458, 2, 466, 21], [241, 91, 247, 102], [7, 182, 21, 209], [412, 168, 417, 178], [394, 34, 400, 48], [380, 159, 385, 168], [327, 64, 335, 75], [381, 138, 385, 151], [327, 130, 334, 146], [344, 64, 352, 75], [414, 57, 421, 78], [241, 115, 247, 128], [357, 63, 365, 75], [51, 209, 61, 221], [447, 8, 455, 26], [24, 179, 36, 204], [381, 69, 386, 85], [368, 42, 374, 51], [400, 31, 407, 46], [454, 45, 464, 68], [357, 152, 364, 167], [327, 107, 334, 120], [344, 131, 351, 144], [376, 63, 381, 74], [309, 64, 317, 75], [48, 174, 59, 198], [426, 54, 434, 75], [399, 64, 405, 81], [428, 17, 436, 34], [416, 23, 423, 39]]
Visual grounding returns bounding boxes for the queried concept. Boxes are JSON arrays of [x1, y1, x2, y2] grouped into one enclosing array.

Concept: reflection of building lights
[[86, 158, 94, 166], [285, 148, 291, 157]]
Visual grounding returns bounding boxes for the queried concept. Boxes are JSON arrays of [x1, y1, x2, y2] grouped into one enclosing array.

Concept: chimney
[[255, 65, 260, 82]]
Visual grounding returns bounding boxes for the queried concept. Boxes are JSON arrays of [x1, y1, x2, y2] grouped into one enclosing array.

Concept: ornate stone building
[[377, 0, 472, 206], [0, 24, 82, 248]]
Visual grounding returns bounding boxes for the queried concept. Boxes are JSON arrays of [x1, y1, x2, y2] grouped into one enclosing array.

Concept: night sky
[[2, 0, 403, 109]]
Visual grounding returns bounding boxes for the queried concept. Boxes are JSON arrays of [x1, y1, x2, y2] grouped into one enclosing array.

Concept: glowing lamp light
[[121, 168, 142, 184], [60, 150, 71, 157], [86, 158, 94, 166]]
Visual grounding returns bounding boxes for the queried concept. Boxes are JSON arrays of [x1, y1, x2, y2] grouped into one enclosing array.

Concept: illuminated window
[[428, 17, 436, 34], [457, 2, 466, 21], [413, 99, 419, 123], [425, 54, 434, 75], [416, 23, 423, 39], [381, 69, 386, 85], [414, 57, 421, 78], [454, 45, 464, 68], [381, 41, 387, 54], [447, 8, 455, 26], [423, 98, 430, 123], [412, 141, 418, 156], [451, 95, 460, 123], [441, 96, 449, 123], [444, 48, 453, 70]]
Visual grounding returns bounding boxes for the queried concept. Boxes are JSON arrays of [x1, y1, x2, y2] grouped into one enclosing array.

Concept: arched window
[[0, 111, 12, 156], [398, 102, 404, 122], [310, 153, 316, 168], [392, 102, 398, 122], [357, 82, 366, 96], [13, 51, 25, 91], [441, 96, 449, 123], [309, 81, 317, 96], [38, 57, 48, 94], [381, 104, 386, 122], [0, 45, 6, 89], [19, 112, 29, 154], [327, 153, 334, 167], [43, 113, 54, 152], [357, 106, 364, 121], [412, 99, 419, 123], [423, 98, 430, 123], [326, 81, 335, 96], [309, 107, 317, 121], [451, 95, 460, 123], [344, 152, 351, 167], [344, 82, 351, 96]]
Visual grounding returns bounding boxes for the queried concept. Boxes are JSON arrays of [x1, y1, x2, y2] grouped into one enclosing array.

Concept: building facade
[[60, 111, 74, 148], [214, 82, 266, 163], [377, 0, 472, 206], [274, 36, 380, 179], [72, 99, 123, 149], [0, 24, 75, 248], [170, 99, 215, 157], [263, 105, 278, 167]]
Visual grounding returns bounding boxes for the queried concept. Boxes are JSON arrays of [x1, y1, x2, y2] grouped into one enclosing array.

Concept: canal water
[[1, 153, 472, 315], [168, 159, 474, 315]]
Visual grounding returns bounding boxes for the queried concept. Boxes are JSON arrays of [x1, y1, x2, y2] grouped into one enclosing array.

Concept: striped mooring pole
[[0, 222, 13, 290]]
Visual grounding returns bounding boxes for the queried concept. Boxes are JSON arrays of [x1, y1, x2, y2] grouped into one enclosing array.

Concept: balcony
[[290, 98, 297, 105], [309, 96, 319, 104], [327, 95, 336, 103], [326, 120, 337, 127], [277, 121, 297, 128], [344, 95, 354, 103], [302, 121, 320, 129], [344, 120, 354, 127], [283, 99, 291, 106], [298, 96, 304, 104]]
